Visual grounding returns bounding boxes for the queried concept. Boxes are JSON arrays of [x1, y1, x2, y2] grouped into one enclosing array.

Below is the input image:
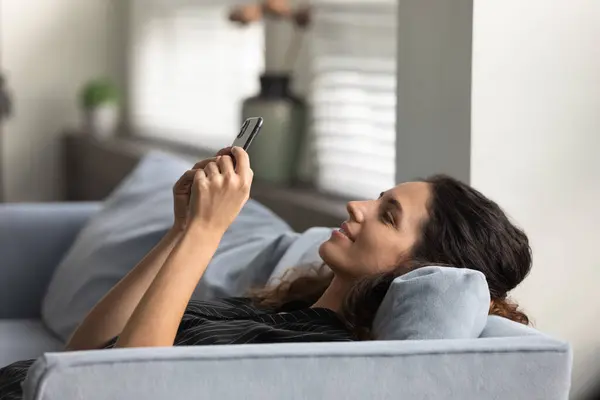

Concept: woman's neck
[[311, 275, 351, 312]]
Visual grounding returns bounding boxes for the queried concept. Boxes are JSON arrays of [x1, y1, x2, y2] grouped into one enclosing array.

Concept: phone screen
[[232, 117, 263, 150]]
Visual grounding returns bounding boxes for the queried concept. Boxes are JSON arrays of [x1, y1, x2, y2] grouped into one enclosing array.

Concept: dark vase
[[241, 74, 307, 186]]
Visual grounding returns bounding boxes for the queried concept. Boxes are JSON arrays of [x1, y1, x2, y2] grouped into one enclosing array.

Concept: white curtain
[[309, 0, 397, 199], [129, 0, 264, 150]]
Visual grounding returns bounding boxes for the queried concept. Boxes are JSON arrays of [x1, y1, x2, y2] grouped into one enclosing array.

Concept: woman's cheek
[[349, 242, 375, 274]]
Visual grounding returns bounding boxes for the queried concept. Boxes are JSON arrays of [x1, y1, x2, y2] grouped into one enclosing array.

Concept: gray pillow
[[42, 151, 293, 341], [269, 227, 335, 279], [372, 266, 490, 340]]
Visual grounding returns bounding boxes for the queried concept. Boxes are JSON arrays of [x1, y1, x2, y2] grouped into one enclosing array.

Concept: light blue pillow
[[269, 227, 335, 278], [42, 151, 293, 341], [372, 266, 490, 340]]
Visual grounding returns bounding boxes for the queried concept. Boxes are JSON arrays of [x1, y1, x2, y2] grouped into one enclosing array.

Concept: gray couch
[[1, 202, 573, 400]]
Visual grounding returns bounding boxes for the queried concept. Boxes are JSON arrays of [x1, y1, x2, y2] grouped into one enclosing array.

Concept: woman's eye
[[381, 211, 395, 226]]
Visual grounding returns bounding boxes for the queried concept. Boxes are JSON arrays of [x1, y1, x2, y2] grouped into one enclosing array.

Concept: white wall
[[1, 0, 127, 201], [395, 0, 473, 184], [471, 2, 600, 397]]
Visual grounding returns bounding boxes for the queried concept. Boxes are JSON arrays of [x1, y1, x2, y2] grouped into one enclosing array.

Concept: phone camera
[[238, 121, 249, 138]]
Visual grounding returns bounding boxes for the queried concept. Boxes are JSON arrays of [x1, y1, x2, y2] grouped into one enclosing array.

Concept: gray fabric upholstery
[[0, 202, 101, 319], [23, 337, 572, 400], [373, 266, 490, 340], [480, 315, 547, 338], [0, 320, 63, 368], [191, 200, 294, 301]]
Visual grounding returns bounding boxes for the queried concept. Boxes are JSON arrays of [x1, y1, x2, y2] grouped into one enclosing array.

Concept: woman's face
[[319, 182, 431, 280]]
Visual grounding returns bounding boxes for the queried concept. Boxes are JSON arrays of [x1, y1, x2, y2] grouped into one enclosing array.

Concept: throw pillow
[[269, 227, 335, 279], [372, 266, 490, 340]]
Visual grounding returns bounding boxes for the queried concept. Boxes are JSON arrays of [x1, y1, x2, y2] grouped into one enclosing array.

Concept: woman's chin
[[318, 240, 329, 259], [318, 240, 345, 270]]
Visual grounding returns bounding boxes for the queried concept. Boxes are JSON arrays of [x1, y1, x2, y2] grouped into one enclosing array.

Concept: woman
[[0, 147, 531, 399]]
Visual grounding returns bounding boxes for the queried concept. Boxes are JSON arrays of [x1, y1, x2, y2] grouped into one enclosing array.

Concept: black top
[[0, 298, 354, 400]]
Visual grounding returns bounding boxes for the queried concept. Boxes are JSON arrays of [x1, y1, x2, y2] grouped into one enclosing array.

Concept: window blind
[[309, 0, 397, 199], [129, 0, 264, 150]]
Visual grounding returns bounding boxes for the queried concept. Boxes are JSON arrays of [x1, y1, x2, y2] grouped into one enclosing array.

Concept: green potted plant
[[79, 78, 120, 139]]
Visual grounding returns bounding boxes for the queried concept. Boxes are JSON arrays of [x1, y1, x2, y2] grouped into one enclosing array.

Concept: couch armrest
[[24, 337, 571, 400], [0, 202, 101, 318]]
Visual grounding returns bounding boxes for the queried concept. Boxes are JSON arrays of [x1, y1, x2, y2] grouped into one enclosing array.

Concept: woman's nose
[[346, 201, 365, 223]]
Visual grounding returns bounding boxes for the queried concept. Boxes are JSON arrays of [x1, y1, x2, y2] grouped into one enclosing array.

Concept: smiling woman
[[252, 174, 532, 338]]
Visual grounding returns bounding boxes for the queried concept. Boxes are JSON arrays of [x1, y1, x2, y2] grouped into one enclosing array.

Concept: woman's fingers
[[174, 170, 197, 194], [204, 160, 220, 177], [231, 146, 252, 180], [217, 155, 235, 176], [193, 157, 217, 170], [191, 147, 231, 171], [193, 168, 208, 184], [216, 147, 233, 157]]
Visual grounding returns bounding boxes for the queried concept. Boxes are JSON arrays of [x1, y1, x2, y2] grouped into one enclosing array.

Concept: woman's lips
[[338, 222, 354, 241]]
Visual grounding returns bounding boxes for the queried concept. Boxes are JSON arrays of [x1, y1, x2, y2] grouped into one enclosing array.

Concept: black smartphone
[[232, 117, 263, 151]]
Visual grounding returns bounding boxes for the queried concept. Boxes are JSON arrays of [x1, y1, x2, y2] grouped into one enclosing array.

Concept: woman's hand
[[187, 146, 253, 235], [172, 148, 232, 231]]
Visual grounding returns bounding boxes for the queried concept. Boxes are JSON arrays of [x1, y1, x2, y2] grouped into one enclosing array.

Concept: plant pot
[[83, 104, 119, 139]]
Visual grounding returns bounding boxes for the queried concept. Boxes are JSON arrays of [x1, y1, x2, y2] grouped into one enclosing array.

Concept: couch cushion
[[372, 266, 490, 340], [269, 227, 334, 278], [192, 199, 295, 301], [23, 337, 573, 400], [0, 320, 63, 368], [42, 151, 294, 341]]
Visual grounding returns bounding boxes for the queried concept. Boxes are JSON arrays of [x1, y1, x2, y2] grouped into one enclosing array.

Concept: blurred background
[[0, 0, 599, 398]]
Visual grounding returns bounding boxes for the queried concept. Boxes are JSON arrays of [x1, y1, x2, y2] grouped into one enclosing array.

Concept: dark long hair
[[250, 175, 532, 339]]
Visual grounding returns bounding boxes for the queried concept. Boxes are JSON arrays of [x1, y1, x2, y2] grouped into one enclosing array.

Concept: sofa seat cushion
[[0, 320, 63, 368]]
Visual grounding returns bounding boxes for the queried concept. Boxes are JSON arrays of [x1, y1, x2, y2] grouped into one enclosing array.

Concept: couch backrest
[[480, 315, 544, 338]]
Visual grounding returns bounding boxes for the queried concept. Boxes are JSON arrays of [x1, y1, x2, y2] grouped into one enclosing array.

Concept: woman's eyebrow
[[387, 197, 403, 214], [379, 192, 403, 214]]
